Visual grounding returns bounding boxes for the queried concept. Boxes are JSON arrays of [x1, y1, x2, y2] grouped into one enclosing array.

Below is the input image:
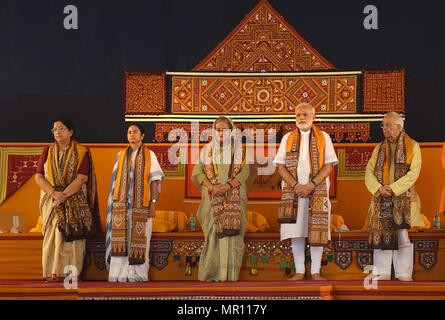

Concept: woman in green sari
[[191, 116, 253, 282]]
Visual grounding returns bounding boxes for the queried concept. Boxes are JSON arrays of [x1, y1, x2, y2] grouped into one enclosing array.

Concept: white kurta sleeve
[[273, 132, 291, 165], [322, 132, 338, 165], [149, 150, 165, 183]]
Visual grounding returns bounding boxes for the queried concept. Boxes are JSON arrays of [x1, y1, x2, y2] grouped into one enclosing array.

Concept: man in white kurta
[[274, 103, 338, 281]]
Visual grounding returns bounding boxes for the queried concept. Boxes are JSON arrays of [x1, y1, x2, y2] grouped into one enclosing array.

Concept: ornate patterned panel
[[0, 147, 43, 205], [172, 75, 357, 114], [124, 72, 166, 115], [282, 122, 370, 143], [83, 236, 440, 275], [193, 0, 334, 72], [150, 240, 172, 271], [148, 144, 186, 177], [154, 122, 281, 143], [415, 240, 439, 270], [335, 251, 353, 270], [332, 239, 439, 271], [363, 70, 405, 113], [154, 123, 213, 143], [336, 145, 375, 180]]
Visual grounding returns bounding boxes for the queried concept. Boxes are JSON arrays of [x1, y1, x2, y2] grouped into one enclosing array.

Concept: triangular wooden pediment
[[193, 0, 335, 72]]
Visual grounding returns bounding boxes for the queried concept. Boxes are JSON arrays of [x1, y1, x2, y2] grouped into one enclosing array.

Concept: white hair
[[384, 111, 404, 128], [295, 103, 316, 115]]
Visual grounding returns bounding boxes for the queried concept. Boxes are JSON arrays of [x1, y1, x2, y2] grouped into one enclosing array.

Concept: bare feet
[[287, 273, 305, 281], [311, 273, 327, 281]]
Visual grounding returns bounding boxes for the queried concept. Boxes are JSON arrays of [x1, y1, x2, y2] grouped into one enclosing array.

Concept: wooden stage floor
[[1, 280, 445, 300]]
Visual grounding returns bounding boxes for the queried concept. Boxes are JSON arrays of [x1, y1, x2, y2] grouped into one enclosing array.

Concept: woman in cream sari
[[192, 116, 254, 282], [35, 119, 100, 282]]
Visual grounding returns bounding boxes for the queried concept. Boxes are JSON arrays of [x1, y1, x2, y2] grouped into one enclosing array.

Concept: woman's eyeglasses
[[51, 127, 67, 133]]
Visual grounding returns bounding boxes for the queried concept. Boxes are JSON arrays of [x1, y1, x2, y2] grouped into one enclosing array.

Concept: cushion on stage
[[246, 211, 270, 232], [246, 223, 259, 233], [154, 210, 190, 231], [409, 214, 431, 231], [29, 216, 42, 233], [152, 219, 176, 232], [330, 214, 347, 232]]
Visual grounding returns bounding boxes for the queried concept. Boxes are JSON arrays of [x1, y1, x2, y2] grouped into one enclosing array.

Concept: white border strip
[[125, 114, 387, 119], [166, 71, 363, 76], [125, 117, 390, 123]]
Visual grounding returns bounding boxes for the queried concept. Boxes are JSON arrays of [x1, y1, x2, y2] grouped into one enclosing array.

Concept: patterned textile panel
[[192, 1, 334, 72], [148, 144, 185, 177], [282, 123, 370, 143], [124, 72, 166, 115], [171, 75, 358, 114], [154, 122, 378, 144], [240, 124, 282, 140], [335, 145, 376, 180], [362, 70, 405, 113], [153, 123, 281, 143], [153, 123, 213, 143], [0, 147, 43, 205]]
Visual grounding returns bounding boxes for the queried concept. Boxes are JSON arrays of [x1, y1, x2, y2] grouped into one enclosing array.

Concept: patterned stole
[[46, 140, 93, 242], [111, 145, 151, 265], [370, 130, 413, 250], [278, 126, 330, 247], [202, 139, 246, 238]]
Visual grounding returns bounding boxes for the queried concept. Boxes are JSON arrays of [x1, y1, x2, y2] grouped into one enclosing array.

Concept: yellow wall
[[0, 143, 443, 233]]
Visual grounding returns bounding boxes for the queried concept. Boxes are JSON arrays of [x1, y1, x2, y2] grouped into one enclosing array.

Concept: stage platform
[[1, 231, 445, 282], [1, 280, 445, 300], [1, 231, 445, 301]]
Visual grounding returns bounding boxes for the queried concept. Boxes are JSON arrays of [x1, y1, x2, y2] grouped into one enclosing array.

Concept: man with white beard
[[364, 112, 422, 281], [273, 103, 338, 281]]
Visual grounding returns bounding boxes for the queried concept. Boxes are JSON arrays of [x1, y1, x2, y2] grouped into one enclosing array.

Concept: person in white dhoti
[[273, 103, 338, 281], [105, 124, 164, 282], [364, 112, 422, 281]]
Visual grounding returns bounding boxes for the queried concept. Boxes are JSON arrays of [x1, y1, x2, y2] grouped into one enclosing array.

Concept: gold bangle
[[49, 190, 55, 196]]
